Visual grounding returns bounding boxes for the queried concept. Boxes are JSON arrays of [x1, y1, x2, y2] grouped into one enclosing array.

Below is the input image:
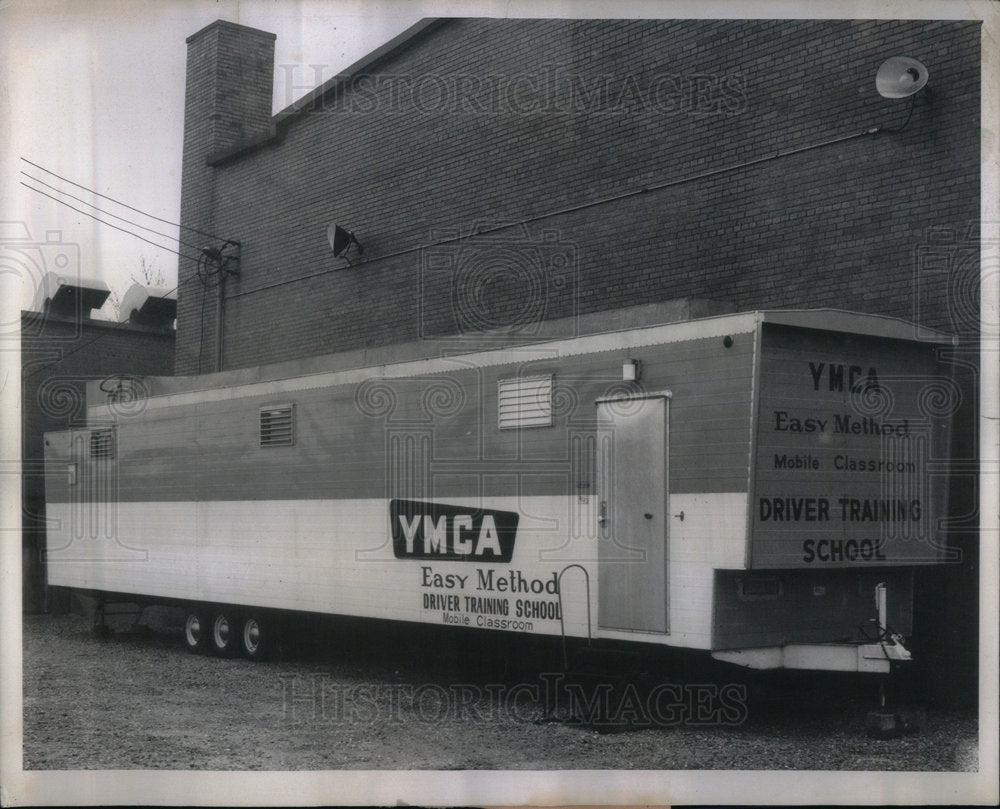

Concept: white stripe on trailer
[[45, 492, 748, 650]]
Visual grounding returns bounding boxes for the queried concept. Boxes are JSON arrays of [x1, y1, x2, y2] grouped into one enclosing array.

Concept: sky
[[1, 0, 423, 319]]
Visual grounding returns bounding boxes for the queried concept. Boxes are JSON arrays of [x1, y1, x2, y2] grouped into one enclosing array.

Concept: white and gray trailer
[[43, 308, 957, 672]]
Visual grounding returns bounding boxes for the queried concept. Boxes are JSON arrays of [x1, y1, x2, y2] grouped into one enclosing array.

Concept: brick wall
[[176, 18, 980, 374]]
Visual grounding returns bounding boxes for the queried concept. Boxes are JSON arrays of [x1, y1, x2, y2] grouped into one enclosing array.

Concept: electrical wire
[[21, 110, 912, 369], [27, 99, 915, 308], [20, 182, 202, 264], [20, 157, 231, 243], [20, 171, 208, 256], [226, 125, 882, 301], [195, 251, 229, 288], [857, 617, 904, 664], [19, 163, 238, 380], [874, 95, 917, 134]]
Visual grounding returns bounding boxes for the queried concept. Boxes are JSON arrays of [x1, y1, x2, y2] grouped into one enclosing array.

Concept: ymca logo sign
[[390, 499, 518, 562]]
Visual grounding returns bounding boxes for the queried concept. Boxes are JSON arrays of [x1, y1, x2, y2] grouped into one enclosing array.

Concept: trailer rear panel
[[749, 322, 954, 569]]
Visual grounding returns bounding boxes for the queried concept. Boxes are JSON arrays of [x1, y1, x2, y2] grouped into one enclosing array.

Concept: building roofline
[[20, 310, 176, 338], [205, 17, 444, 166], [272, 17, 444, 126]]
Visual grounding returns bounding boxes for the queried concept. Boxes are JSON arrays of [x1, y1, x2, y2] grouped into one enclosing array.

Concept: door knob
[[644, 512, 653, 519]]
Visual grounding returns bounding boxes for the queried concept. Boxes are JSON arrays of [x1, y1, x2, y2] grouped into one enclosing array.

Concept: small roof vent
[[118, 283, 177, 328], [31, 271, 110, 318]]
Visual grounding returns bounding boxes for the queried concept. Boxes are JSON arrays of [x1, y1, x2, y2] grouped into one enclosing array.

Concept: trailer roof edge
[[86, 308, 954, 410], [758, 309, 958, 345]]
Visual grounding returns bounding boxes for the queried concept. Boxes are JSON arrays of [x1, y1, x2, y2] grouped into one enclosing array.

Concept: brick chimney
[[182, 20, 276, 162], [177, 20, 275, 374]]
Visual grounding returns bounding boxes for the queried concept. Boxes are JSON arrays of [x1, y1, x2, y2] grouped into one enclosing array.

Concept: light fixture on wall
[[622, 359, 641, 382], [875, 57, 929, 99], [327, 223, 364, 260], [873, 56, 929, 134]]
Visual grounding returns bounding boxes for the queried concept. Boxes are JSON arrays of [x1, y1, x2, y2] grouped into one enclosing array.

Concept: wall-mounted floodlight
[[327, 223, 363, 258], [875, 57, 929, 99]]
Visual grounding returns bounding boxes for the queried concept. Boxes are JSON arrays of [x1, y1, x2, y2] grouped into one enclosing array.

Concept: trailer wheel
[[240, 614, 269, 661], [183, 611, 209, 654], [210, 610, 238, 656]]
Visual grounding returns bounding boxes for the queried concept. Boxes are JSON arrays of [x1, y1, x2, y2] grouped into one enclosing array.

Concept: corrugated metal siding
[[48, 331, 756, 504]]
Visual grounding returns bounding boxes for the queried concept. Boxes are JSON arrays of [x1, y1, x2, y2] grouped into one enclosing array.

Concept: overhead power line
[[20, 156, 230, 243], [20, 182, 201, 264], [21, 171, 207, 255], [18, 158, 239, 380]]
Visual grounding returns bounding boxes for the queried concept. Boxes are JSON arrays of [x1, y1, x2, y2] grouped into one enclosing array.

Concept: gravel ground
[[21, 609, 978, 771]]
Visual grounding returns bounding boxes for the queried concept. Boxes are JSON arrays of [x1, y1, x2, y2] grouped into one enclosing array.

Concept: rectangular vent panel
[[498, 375, 553, 430], [260, 404, 295, 447], [90, 429, 115, 460]]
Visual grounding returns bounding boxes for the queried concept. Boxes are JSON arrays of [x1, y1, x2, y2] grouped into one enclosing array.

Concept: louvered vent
[[498, 375, 553, 430], [260, 404, 295, 447], [90, 429, 115, 460]]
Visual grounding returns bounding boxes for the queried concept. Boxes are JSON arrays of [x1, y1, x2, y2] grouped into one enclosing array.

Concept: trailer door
[[596, 393, 669, 633]]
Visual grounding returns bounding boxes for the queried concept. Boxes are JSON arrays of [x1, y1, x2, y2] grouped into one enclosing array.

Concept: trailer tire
[[240, 614, 269, 661], [210, 610, 239, 657], [183, 610, 210, 654]]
